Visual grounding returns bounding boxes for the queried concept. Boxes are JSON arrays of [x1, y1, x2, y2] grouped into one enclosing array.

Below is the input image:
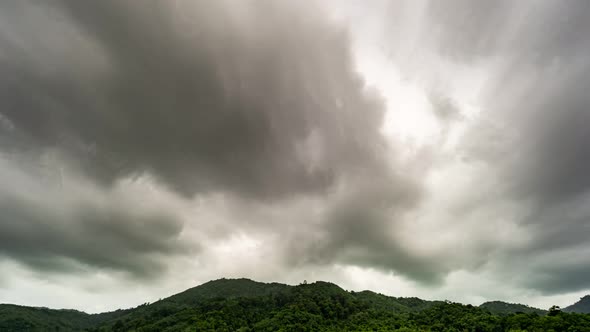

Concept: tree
[[548, 305, 561, 316]]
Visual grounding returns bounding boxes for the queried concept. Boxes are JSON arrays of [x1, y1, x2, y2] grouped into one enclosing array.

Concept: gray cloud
[[527, 263, 590, 295], [0, 0, 426, 285], [421, 0, 590, 293], [425, 0, 590, 64], [0, 0, 392, 200], [2, 0, 590, 307], [505, 71, 590, 205], [493, 195, 590, 294], [293, 175, 439, 284], [0, 156, 190, 279], [356, 0, 590, 294]]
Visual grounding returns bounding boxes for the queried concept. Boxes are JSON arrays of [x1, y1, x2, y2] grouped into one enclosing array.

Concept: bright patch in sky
[[355, 47, 440, 147]]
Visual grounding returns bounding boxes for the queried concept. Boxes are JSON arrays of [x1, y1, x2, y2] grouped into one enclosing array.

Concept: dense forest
[[2, 278, 590, 331]]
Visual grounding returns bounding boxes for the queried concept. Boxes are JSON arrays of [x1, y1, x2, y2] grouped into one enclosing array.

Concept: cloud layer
[[1, 0, 590, 311]]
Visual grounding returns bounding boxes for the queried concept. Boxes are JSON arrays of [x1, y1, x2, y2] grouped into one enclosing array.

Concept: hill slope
[[165, 278, 290, 305], [564, 295, 590, 313], [0, 304, 130, 332], [480, 301, 547, 315]]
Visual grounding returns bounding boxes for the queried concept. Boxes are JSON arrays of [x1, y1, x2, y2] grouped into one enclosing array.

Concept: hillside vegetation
[[1, 278, 590, 331], [479, 301, 547, 315]]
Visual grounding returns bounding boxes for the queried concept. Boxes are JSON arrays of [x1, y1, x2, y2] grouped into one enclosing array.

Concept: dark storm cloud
[[503, 69, 590, 205], [0, 197, 186, 277], [496, 197, 590, 294], [495, 243, 590, 295], [296, 176, 441, 284], [530, 268, 590, 296], [3, 0, 590, 299], [0, 0, 426, 280], [0, 0, 390, 199], [0, 157, 190, 278]]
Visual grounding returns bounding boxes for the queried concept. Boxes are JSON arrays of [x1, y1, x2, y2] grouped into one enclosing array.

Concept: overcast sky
[[1, 0, 590, 313]]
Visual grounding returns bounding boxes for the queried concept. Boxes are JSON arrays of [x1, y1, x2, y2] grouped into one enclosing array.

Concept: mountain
[[165, 278, 290, 305], [1, 278, 590, 331], [0, 304, 130, 332], [564, 295, 590, 313], [352, 290, 438, 312], [479, 301, 547, 315]]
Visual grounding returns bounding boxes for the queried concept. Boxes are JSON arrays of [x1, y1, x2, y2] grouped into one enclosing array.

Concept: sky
[[1, 0, 590, 313]]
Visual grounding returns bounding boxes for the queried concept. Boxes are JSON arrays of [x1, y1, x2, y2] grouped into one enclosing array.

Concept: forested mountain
[[0, 304, 130, 331], [165, 278, 291, 305], [479, 301, 547, 315], [564, 295, 590, 314], [1, 278, 590, 331]]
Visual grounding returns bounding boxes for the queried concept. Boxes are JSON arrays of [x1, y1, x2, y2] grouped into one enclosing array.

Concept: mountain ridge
[[1, 278, 589, 331]]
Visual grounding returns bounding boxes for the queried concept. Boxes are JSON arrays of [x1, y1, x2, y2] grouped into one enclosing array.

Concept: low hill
[[165, 278, 290, 305], [353, 290, 437, 312], [0, 304, 130, 332], [564, 295, 590, 313], [480, 301, 547, 315]]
